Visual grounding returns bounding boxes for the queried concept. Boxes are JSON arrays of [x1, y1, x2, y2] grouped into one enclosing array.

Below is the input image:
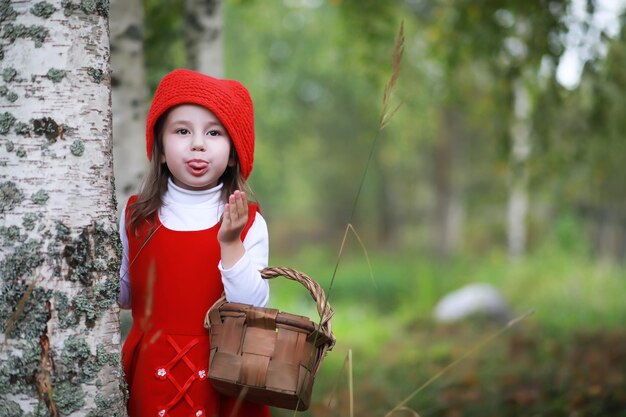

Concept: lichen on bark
[[0, 181, 24, 213], [87, 67, 104, 83], [0, 339, 41, 396], [14, 122, 30, 135], [0, 0, 17, 24], [70, 139, 85, 156], [2, 24, 49, 48], [51, 381, 85, 415], [2, 67, 17, 82], [0, 398, 24, 417], [0, 240, 49, 339], [0, 111, 16, 134], [32, 117, 60, 141], [31, 2, 57, 19], [46, 68, 65, 83], [30, 190, 49, 205]]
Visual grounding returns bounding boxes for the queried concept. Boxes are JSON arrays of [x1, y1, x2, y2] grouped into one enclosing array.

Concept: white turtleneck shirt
[[118, 179, 270, 309]]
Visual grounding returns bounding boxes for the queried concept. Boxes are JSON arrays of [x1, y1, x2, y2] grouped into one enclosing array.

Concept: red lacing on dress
[[154, 336, 209, 417]]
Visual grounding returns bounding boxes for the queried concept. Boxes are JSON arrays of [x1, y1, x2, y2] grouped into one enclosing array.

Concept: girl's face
[[160, 104, 234, 191]]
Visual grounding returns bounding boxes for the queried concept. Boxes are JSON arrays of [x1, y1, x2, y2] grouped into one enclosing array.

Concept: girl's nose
[[190, 134, 206, 152]]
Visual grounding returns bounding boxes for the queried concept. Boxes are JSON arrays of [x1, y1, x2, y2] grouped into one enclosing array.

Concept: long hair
[[128, 111, 252, 235]]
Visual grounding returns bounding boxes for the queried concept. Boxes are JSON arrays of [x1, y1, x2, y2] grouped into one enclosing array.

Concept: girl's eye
[[207, 130, 221, 137], [175, 128, 190, 135]]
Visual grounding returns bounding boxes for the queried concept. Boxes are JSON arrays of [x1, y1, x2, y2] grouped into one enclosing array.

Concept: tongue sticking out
[[188, 161, 208, 169], [188, 161, 209, 175]]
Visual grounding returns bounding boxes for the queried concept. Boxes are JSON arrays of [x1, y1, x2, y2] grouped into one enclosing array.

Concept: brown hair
[[128, 111, 253, 235]]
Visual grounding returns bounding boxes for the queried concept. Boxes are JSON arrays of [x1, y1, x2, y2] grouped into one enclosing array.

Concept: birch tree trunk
[[185, 0, 224, 77], [507, 79, 531, 259], [111, 0, 148, 212], [434, 106, 463, 259], [0, 1, 126, 415]]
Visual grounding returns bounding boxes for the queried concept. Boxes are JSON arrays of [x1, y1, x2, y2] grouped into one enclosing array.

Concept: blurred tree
[[224, 1, 422, 252], [111, 0, 149, 210], [0, 1, 126, 414], [185, 0, 224, 76], [534, 9, 626, 261], [144, 0, 186, 91], [408, 0, 572, 259], [335, 0, 407, 247], [224, 2, 352, 242], [217, 0, 625, 261], [578, 25, 626, 260]]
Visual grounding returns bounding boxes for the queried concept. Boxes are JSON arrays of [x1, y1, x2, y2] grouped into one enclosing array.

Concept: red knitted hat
[[146, 69, 255, 179]]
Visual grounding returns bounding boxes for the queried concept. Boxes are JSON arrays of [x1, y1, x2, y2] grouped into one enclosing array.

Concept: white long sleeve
[[118, 216, 132, 309], [118, 179, 269, 309]]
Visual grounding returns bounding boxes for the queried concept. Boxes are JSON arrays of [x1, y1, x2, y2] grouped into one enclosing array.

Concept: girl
[[118, 69, 271, 417]]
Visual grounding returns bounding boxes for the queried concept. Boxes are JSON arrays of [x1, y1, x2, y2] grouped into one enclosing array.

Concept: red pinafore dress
[[122, 196, 271, 417]]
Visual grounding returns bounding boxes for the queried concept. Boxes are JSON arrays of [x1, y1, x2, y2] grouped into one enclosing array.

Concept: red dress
[[122, 196, 271, 417]]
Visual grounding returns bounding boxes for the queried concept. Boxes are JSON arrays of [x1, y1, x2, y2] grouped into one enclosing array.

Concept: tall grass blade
[[335, 224, 377, 289], [140, 260, 157, 334], [325, 350, 351, 411], [384, 310, 535, 417], [300, 20, 407, 417], [348, 349, 354, 417], [228, 386, 249, 417], [326, 20, 406, 297], [393, 407, 421, 417]]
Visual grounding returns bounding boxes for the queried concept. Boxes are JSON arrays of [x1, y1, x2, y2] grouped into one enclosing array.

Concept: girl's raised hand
[[217, 190, 248, 244]]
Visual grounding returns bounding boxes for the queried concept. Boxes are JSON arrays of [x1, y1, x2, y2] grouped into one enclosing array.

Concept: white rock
[[434, 283, 510, 323]]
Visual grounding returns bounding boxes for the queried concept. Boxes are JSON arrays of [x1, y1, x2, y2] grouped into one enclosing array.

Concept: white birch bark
[[434, 106, 463, 259], [185, 0, 224, 77], [0, 1, 126, 415], [507, 79, 531, 259], [111, 0, 148, 211]]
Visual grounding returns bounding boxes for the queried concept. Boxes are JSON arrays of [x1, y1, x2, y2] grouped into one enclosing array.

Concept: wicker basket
[[204, 266, 336, 411]]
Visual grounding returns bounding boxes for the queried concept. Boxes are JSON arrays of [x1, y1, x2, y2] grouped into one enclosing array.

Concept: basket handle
[[205, 266, 336, 347], [260, 266, 335, 335]]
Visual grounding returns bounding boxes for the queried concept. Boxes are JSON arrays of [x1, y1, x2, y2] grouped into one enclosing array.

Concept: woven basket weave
[[204, 266, 336, 411]]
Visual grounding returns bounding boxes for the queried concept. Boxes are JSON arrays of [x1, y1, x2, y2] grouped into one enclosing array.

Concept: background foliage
[[139, 0, 626, 415]]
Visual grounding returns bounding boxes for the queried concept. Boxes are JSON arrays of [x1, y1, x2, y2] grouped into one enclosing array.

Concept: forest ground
[[267, 243, 626, 417]]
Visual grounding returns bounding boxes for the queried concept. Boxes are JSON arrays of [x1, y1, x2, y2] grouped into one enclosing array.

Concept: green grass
[[268, 242, 626, 331], [266, 243, 626, 416]]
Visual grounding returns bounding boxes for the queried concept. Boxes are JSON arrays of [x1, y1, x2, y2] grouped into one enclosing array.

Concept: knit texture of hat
[[146, 69, 255, 179]]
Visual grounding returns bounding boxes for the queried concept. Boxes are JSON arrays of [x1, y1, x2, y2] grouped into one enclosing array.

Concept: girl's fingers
[[228, 191, 247, 220], [222, 192, 247, 232], [218, 192, 248, 243], [236, 191, 247, 216], [231, 194, 240, 220]]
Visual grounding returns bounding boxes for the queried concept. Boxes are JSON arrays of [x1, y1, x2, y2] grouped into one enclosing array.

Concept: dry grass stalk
[[384, 310, 536, 416], [325, 350, 351, 411], [228, 386, 250, 417], [348, 348, 354, 417], [2, 278, 38, 346], [379, 20, 405, 130], [393, 407, 422, 416], [319, 349, 354, 417], [140, 260, 157, 344], [316, 20, 407, 416], [122, 224, 163, 341], [335, 223, 376, 289]]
